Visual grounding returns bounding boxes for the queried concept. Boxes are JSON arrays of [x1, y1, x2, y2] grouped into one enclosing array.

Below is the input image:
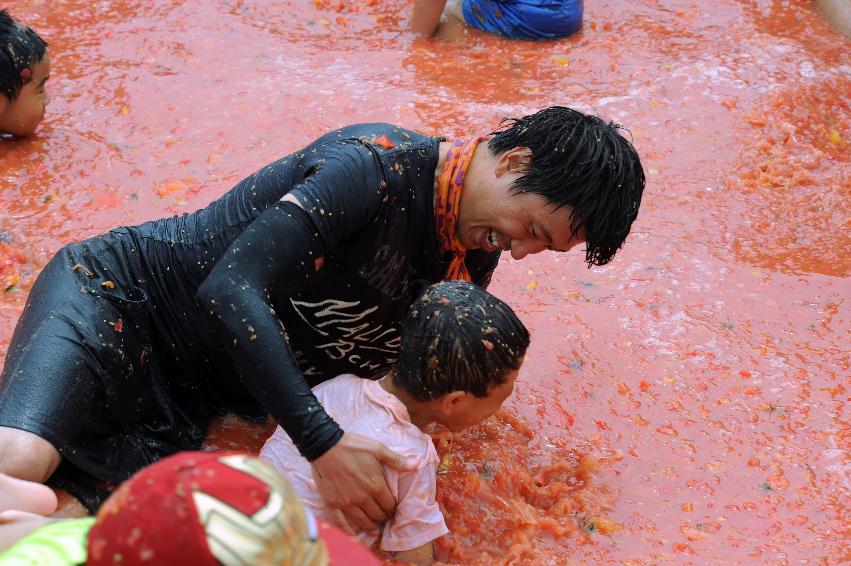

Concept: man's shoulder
[[312, 123, 435, 150]]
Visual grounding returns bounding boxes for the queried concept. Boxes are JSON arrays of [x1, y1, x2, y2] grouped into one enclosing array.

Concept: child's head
[[393, 280, 530, 432], [0, 10, 49, 137]]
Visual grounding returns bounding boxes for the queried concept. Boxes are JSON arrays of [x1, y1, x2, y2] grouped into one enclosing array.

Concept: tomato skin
[[0, 243, 27, 290], [372, 135, 395, 149], [432, 412, 614, 564]]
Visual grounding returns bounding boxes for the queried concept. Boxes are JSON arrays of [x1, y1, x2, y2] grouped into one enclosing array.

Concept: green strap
[[0, 517, 95, 566]]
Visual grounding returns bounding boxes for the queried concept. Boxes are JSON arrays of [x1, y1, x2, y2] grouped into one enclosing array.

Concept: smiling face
[[0, 53, 50, 137], [458, 145, 586, 260]]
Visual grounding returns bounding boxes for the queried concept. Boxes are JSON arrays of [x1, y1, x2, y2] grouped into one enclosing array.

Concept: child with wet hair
[[0, 10, 50, 137], [261, 280, 530, 565]]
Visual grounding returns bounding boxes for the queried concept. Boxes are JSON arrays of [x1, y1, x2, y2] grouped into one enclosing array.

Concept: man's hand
[[311, 432, 414, 535]]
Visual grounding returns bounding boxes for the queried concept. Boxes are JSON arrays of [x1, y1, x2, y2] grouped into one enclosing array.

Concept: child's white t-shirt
[[259, 374, 448, 552]]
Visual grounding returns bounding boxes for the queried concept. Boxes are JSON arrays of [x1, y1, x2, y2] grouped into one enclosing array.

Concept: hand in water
[[311, 432, 414, 535]]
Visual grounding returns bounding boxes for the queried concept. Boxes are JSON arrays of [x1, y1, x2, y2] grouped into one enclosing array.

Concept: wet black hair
[[393, 280, 530, 402], [488, 106, 646, 267], [0, 10, 47, 102]]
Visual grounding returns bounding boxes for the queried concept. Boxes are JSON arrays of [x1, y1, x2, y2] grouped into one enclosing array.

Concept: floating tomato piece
[[656, 423, 678, 436], [0, 243, 26, 264], [594, 517, 618, 535], [71, 263, 94, 277], [681, 524, 707, 541], [372, 135, 395, 149]]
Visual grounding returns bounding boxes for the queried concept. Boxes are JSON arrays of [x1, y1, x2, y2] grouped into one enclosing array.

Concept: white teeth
[[488, 230, 497, 248]]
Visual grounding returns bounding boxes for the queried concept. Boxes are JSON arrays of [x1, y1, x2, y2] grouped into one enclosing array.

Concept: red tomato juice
[[2, 1, 848, 563]]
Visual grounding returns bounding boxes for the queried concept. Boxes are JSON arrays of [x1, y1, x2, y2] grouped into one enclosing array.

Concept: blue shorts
[[462, 0, 583, 40]]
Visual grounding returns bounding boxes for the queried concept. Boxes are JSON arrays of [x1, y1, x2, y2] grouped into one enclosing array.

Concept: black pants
[[0, 234, 210, 512]]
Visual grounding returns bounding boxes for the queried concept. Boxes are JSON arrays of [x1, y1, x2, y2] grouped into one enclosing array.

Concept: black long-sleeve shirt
[[123, 124, 498, 460]]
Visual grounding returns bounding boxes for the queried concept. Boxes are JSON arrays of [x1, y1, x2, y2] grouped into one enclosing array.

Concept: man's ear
[[440, 391, 467, 415], [495, 146, 533, 177]]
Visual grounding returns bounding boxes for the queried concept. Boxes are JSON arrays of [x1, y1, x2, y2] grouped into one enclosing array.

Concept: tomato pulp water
[[2, 0, 848, 563]]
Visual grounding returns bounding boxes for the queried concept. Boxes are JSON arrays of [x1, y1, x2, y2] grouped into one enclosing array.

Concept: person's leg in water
[[0, 246, 128, 515], [434, 0, 467, 40], [0, 428, 60, 515]]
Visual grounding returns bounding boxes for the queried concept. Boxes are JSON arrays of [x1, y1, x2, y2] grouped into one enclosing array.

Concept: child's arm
[[391, 541, 435, 565], [379, 463, 447, 562]]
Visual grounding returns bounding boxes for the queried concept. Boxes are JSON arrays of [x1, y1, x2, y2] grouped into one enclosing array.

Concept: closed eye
[[532, 225, 555, 249]]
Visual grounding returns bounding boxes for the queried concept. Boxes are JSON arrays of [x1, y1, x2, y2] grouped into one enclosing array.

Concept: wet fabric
[[260, 375, 448, 553], [0, 517, 94, 566], [0, 124, 499, 511], [461, 0, 583, 40], [0, 236, 215, 511], [435, 136, 489, 282]]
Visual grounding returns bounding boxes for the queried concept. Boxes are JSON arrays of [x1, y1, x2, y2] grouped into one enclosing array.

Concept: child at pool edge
[[0, 10, 54, 489], [0, 10, 50, 137], [0, 9, 53, 513], [260, 280, 530, 566]]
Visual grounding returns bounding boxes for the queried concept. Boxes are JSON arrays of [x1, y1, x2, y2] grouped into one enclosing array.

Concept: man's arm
[[410, 0, 447, 36], [196, 200, 341, 459], [196, 146, 411, 533]]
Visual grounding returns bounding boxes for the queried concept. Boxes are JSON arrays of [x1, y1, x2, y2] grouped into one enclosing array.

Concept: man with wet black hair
[[487, 106, 645, 266], [0, 106, 643, 536]]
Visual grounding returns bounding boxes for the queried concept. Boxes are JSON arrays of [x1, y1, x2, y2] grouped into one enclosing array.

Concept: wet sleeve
[[380, 465, 448, 552], [196, 146, 386, 461]]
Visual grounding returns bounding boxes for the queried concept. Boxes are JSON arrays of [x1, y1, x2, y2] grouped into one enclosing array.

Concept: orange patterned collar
[[435, 136, 489, 282]]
